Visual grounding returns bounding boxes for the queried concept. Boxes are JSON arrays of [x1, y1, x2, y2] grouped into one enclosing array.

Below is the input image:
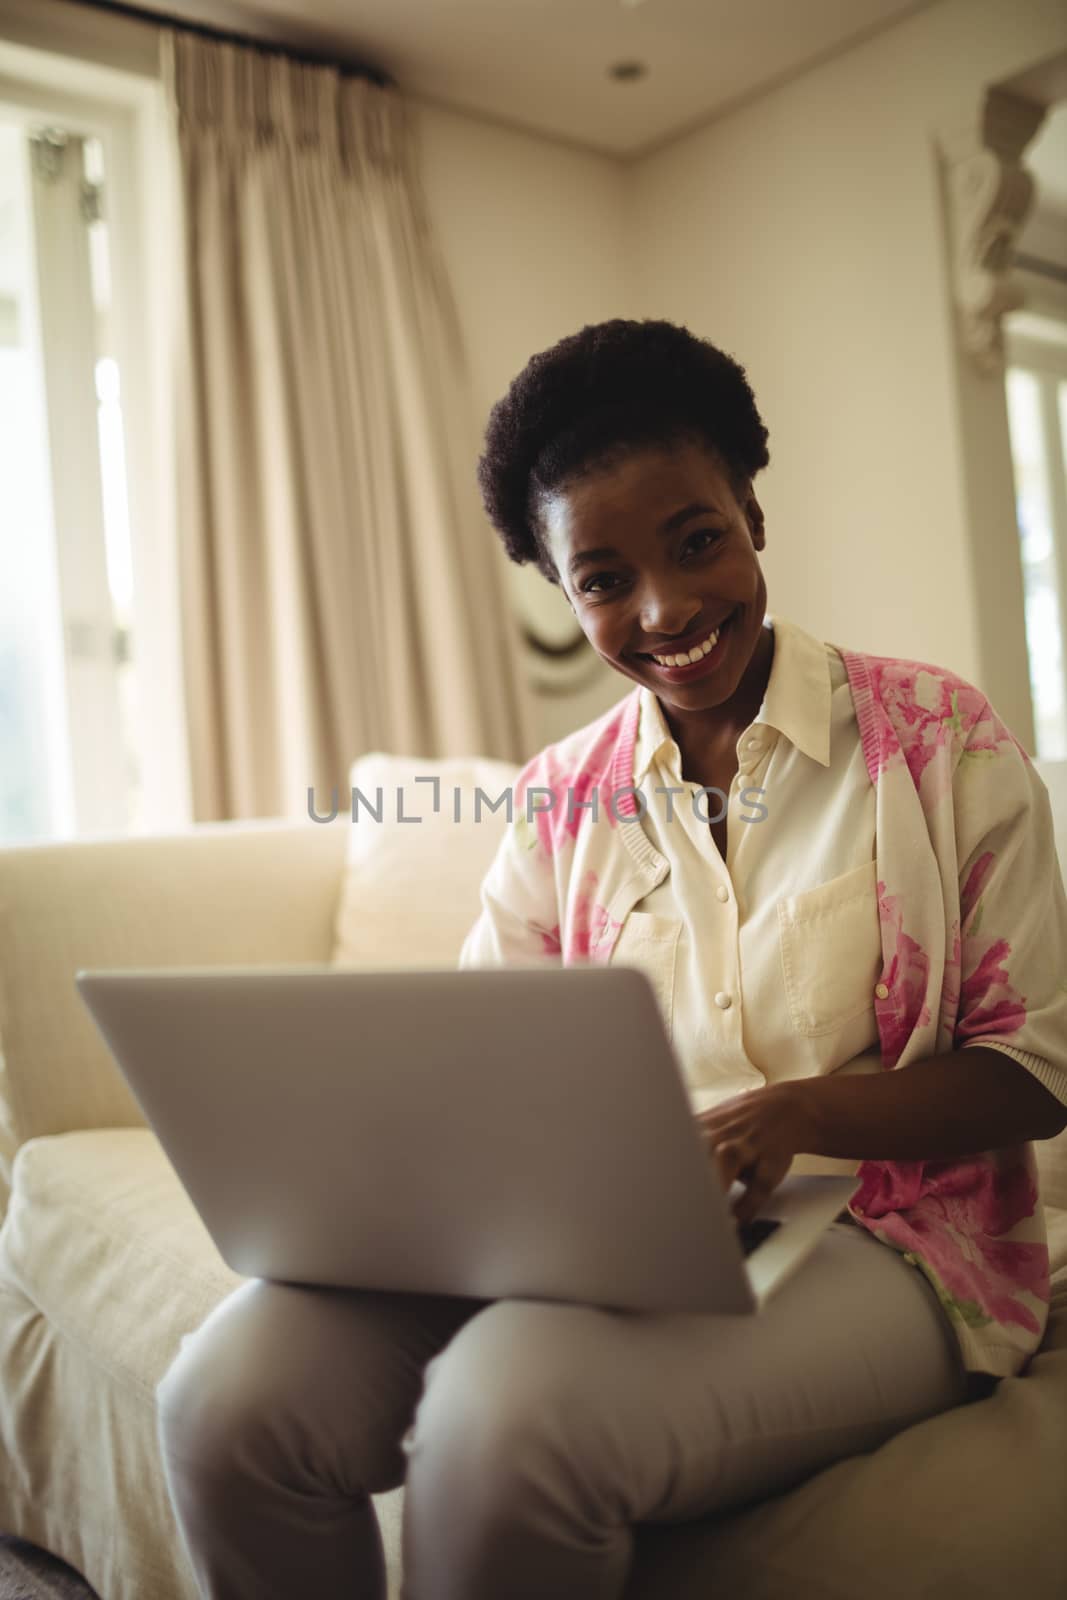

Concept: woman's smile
[[635, 609, 737, 681]]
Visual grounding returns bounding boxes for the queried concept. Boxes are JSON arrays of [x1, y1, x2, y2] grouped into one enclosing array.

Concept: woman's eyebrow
[[568, 502, 721, 577]]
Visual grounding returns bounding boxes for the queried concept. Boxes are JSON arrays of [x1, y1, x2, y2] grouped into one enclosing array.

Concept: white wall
[[627, 0, 1067, 723]]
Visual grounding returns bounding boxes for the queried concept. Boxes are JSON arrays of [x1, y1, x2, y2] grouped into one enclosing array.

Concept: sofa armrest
[[0, 817, 348, 1217]]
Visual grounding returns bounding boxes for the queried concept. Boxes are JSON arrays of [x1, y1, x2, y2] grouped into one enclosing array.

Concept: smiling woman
[[154, 317, 1067, 1600]]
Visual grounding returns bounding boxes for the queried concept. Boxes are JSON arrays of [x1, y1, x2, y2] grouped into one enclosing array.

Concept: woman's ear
[[745, 493, 766, 550]]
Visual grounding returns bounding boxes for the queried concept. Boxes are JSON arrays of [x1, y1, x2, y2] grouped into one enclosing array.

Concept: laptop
[[74, 964, 859, 1317]]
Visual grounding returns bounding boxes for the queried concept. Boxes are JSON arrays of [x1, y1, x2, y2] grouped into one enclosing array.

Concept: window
[[0, 40, 189, 843], [1004, 314, 1067, 761], [0, 118, 136, 840]]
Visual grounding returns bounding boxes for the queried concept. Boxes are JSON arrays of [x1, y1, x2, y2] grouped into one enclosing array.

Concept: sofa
[[1, 746, 1065, 1600]]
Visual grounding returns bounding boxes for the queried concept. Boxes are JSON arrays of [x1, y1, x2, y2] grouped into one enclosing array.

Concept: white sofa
[[1, 750, 1066, 1600]]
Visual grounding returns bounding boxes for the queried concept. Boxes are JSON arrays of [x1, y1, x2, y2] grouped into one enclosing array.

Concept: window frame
[[1004, 318, 1067, 762], [0, 37, 191, 836]]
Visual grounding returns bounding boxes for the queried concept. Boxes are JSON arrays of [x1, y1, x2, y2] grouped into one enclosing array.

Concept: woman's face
[[537, 439, 769, 726]]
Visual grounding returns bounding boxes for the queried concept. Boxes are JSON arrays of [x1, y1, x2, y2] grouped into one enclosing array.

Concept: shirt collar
[[632, 612, 832, 784]]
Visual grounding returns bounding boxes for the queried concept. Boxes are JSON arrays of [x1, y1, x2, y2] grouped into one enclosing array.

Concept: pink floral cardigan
[[460, 643, 1067, 1378]]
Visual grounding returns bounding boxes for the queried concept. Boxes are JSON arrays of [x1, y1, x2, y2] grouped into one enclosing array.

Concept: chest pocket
[[609, 911, 681, 1041], [776, 859, 882, 1037]]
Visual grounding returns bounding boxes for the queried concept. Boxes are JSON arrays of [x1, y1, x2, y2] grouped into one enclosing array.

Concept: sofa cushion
[[0, 819, 348, 1222], [0, 1128, 404, 1600], [0, 1129, 246, 1395], [331, 750, 519, 970]]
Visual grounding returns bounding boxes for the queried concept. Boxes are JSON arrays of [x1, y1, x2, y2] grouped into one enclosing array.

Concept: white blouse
[[613, 613, 885, 1179]]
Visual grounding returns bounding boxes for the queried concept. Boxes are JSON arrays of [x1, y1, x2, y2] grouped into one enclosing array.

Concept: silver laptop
[[74, 964, 858, 1316]]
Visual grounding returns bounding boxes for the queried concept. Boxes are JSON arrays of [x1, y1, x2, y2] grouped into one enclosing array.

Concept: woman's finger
[[711, 1137, 752, 1189]]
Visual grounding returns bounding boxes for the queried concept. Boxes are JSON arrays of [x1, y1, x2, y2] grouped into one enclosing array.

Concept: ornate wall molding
[[938, 86, 1046, 374]]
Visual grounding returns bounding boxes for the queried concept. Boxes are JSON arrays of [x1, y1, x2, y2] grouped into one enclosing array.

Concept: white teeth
[[650, 623, 723, 667]]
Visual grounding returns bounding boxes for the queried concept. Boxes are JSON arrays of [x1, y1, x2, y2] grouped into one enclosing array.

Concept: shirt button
[[716, 885, 729, 902], [714, 991, 732, 1009], [745, 737, 762, 749], [875, 983, 889, 1000]]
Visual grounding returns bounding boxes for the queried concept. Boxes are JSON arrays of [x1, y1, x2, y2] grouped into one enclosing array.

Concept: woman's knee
[[156, 1283, 280, 1483], [402, 1302, 604, 1503], [156, 1278, 462, 1497]]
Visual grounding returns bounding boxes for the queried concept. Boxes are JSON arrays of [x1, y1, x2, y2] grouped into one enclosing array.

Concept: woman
[[156, 319, 1067, 1600]]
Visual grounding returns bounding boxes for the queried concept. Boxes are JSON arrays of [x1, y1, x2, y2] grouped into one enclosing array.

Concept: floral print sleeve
[[950, 698, 1067, 1109], [839, 651, 1063, 1375]]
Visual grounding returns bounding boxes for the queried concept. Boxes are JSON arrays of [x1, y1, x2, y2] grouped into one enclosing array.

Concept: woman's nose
[[638, 585, 703, 636]]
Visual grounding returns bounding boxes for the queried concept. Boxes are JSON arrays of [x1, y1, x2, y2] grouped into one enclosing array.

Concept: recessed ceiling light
[[608, 61, 648, 82]]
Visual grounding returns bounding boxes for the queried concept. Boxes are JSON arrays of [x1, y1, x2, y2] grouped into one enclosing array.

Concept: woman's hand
[[695, 1083, 810, 1225]]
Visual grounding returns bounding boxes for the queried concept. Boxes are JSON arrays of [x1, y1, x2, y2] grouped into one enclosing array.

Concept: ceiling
[[138, 0, 943, 160]]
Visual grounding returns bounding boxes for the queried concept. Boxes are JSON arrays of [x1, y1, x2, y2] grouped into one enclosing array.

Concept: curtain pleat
[[160, 29, 537, 821]]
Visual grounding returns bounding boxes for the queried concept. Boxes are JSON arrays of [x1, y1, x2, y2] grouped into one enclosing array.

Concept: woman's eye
[[579, 531, 719, 596]]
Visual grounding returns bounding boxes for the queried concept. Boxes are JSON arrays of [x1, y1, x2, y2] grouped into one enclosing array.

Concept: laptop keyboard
[[736, 1217, 782, 1256]]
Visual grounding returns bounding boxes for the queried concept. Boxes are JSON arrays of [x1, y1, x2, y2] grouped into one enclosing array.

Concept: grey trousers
[[156, 1218, 978, 1600]]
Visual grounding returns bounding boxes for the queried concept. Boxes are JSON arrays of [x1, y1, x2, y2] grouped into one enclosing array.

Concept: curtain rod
[[75, 0, 396, 86]]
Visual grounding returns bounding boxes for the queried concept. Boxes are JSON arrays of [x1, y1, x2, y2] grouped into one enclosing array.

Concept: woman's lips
[[637, 611, 735, 679]]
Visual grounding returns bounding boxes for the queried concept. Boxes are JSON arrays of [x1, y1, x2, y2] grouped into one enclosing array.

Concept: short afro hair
[[476, 318, 770, 587]]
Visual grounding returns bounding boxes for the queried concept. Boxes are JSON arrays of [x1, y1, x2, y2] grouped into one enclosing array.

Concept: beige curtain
[[159, 28, 537, 822]]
